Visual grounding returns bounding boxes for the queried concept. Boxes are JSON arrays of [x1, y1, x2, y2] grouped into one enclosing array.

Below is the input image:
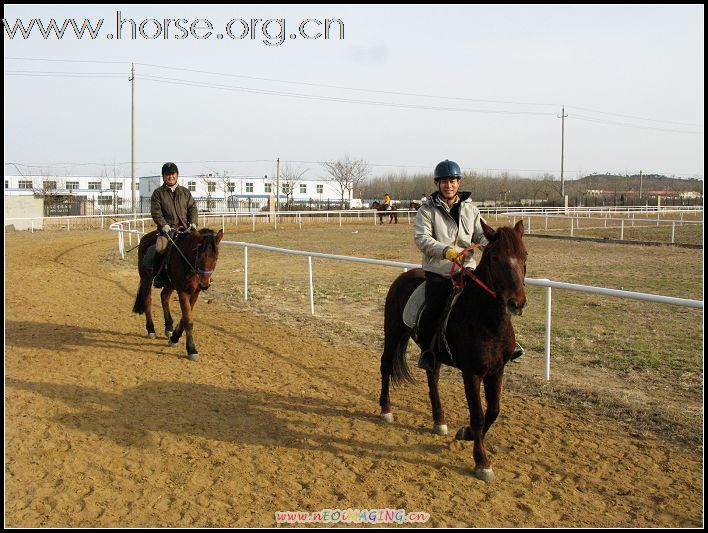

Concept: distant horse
[[378, 220, 527, 482], [409, 201, 422, 210], [132, 227, 224, 361], [370, 201, 398, 224]]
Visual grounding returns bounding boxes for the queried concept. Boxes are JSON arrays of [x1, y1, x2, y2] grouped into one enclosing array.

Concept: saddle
[[403, 282, 463, 368]]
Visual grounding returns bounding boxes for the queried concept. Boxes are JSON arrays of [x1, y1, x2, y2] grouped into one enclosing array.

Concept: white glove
[[162, 224, 171, 234], [189, 223, 197, 231]]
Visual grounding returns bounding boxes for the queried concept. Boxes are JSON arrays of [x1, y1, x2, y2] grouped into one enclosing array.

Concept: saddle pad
[[403, 281, 426, 329]]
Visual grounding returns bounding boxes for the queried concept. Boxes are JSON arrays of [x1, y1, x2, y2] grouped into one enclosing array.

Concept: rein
[[449, 244, 497, 298], [165, 230, 213, 276]]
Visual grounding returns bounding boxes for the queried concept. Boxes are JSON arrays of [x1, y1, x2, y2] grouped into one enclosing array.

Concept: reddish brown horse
[[371, 201, 398, 224], [132, 228, 224, 361], [379, 220, 527, 482]]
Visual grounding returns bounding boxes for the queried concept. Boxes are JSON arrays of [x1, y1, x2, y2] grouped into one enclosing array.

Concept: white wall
[[4, 196, 44, 230]]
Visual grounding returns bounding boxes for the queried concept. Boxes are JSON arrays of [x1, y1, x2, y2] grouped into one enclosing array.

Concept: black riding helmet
[[162, 162, 179, 176], [434, 160, 462, 180]]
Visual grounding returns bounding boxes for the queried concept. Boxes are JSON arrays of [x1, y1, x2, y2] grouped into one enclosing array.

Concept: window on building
[[98, 196, 113, 205], [207, 182, 216, 193], [282, 185, 287, 194], [188, 181, 196, 192], [317, 184, 324, 194], [5, 180, 9, 189], [66, 181, 79, 190], [43, 181, 57, 191], [110, 182, 123, 191], [18, 180, 33, 189], [264, 183, 272, 193], [88, 182, 101, 190], [246, 182, 254, 193], [299, 184, 307, 194], [228, 182, 235, 193]]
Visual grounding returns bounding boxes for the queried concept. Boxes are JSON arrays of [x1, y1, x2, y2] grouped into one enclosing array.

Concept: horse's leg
[[482, 371, 503, 435], [379, 323, 401, 423], [161, 288, 175, 338], [379, 295, 416, 423], [461, 372, 495, 482], [426, 365, 448, 435], [143, 279, 156, 338], [171, 291, 198, 361], [183, 291, 200, 361]]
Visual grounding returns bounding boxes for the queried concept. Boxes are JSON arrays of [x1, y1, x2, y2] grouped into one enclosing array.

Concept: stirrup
[[417, 349, 436, 371], [510, 342, 525, 362], [152, 274, 164, 289]]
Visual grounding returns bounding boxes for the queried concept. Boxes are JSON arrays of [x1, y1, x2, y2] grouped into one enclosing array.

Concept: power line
[[137, 74, 555, 116], [7, 57, 702, 128], [573, 114, 703, 134]]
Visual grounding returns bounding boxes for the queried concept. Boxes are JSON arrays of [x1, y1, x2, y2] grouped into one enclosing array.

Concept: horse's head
[[194, 229, 224, 291], [371, 201, 381, 210], [479, 220, 527, 316]]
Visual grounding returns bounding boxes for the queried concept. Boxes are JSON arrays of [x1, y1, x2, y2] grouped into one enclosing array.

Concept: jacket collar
[[431, 190, 471, 207]]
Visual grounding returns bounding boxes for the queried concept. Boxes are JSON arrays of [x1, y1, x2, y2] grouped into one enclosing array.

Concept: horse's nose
[[507, 297, 526, 316]]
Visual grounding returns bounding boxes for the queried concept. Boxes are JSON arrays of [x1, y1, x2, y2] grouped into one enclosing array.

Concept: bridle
[[449, 243, 497, 298], [165, 229, 215, 276]]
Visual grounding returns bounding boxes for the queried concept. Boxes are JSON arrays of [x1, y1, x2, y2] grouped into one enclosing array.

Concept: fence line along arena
[[4, 220, 702, 527]]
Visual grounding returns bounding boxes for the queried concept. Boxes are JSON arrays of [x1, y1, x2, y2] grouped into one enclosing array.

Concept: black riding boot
[[152, 251, 165, 288], [416, 272, 451, 372], [510, 341, 526, 362]]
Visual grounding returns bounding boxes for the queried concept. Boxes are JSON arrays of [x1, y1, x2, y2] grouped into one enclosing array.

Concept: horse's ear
[[215, 229, 224, 244], [481, 219, 496, 241], [514, 219, 525, 237]]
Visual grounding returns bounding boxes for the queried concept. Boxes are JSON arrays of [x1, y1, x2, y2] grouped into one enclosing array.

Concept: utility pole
[[276, 157, 280, 213], [639, 170, 643, 201], [558, 105, 568, 200], [130, 63, 136, 214]]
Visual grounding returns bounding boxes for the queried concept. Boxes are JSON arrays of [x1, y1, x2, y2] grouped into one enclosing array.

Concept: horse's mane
[[197, 229, 218, 253], [495, 226, 525, 254]]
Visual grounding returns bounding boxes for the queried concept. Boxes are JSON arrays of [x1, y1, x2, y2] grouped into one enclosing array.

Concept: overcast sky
[[3, 4, 704, 182]]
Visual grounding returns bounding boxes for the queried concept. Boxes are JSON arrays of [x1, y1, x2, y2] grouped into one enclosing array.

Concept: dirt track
[[4, 230, 703, 527]]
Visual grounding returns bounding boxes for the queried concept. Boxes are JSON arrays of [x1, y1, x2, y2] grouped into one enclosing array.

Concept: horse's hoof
[[474, 468, 495, 483], [165, 330, 173, 339], [188, 352, 199, 362], [380, 412, 394, 423], [455, 426, 474, 441], [167, 339, 177, 347], [433, 424, 448, 436], [148, 333, 156, 339]]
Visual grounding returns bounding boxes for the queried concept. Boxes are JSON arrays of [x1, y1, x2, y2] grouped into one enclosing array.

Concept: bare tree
[[322, 155, 370, 208], [279, 163, 308, 208]]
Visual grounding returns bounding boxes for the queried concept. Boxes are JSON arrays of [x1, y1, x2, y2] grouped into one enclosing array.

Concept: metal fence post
[[545, 286, 552, 381], [308, 256, 315, 315], [244, 246, 249, 301], [621, 219, 624, 240]]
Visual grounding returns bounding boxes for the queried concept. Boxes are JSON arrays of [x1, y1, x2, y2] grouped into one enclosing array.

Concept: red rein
[[449, 244, 497, 298]]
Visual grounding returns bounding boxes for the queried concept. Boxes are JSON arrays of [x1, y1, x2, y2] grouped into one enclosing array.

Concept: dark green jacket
[[150, 184, 198, 229]]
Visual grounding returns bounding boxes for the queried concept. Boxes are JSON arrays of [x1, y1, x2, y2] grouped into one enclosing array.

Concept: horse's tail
[[390, 329, 414, 385], [132, 283, 146, 314], [382, 275, 416, 386]]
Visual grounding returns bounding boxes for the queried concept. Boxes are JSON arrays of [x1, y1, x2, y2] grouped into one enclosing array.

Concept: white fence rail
[[110, 222, 703, 381]]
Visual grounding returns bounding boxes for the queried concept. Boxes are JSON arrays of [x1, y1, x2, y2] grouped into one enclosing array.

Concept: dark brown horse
[[132, 228, 224, 361], [370, 201, 398, 224], [379, 220, 527, 482]]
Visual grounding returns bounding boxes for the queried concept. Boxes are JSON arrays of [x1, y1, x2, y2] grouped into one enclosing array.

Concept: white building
[[4, 174, 353, 214]]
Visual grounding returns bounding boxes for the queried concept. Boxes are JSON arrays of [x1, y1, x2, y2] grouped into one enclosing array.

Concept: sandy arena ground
[[4, 230, 703, 527]]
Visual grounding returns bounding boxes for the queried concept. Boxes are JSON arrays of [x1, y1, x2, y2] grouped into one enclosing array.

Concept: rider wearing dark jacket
[[150, 162, 198, 287]]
